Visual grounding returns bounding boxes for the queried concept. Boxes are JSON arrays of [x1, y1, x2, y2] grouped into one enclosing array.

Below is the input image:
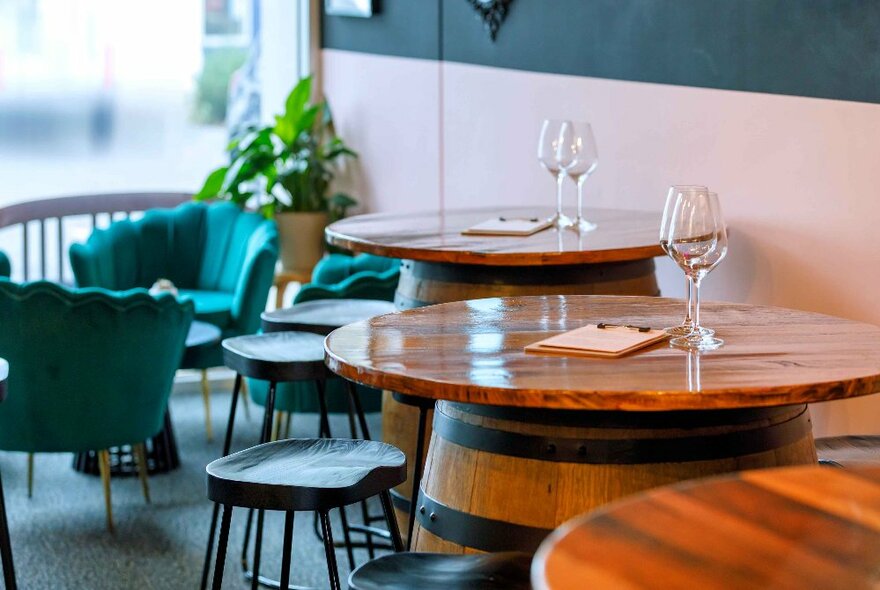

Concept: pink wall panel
[[323, 50, 880, 436], [322, 49, 441, 214]]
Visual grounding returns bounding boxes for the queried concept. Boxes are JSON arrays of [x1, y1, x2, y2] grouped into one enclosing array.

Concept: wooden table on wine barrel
[[533, 465, 880, 589], [326, 206, 665, 527], [325, 206, 665, 309], [324, 295, 880, 555]]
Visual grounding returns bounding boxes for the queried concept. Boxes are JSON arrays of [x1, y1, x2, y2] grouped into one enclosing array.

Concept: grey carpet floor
[[0, 383, 388, 589]]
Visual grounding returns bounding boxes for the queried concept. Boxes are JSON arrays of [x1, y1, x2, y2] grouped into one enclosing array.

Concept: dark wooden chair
[[205, 438, 405, 590], [347, 552, 533, 590]]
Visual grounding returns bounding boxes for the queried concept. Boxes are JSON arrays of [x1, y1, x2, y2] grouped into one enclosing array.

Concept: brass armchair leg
[[26, 454, 33, 499], [240, 378, 251, 421], [133, 443, 151, 504], [201, 369, 213, 441], [97, 450, 114, 533]]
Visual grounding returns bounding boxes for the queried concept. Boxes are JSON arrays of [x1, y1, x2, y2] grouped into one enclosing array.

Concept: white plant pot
[[275, 211, 329, 274]]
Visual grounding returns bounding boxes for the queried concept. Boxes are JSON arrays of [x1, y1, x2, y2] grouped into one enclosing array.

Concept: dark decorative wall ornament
[[466, 0, 513, 42]]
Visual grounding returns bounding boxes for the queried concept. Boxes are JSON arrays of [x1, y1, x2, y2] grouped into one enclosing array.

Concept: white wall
[[324, 48, 880, 436]]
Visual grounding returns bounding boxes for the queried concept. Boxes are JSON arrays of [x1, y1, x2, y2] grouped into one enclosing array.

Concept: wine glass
[[660, 185, 714, 337], [559, 121, 598, 232], [537, 119, 573, 229], [666, 191, 728, 350]]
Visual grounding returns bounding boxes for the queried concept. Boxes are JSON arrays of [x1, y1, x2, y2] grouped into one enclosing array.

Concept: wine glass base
[[571, 218, 597, 232], [548, 212, 574, 229], [669, 335, 724, 351], [665, 325, 715, 337]]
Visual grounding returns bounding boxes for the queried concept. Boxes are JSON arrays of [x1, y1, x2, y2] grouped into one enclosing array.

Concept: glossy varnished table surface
[[324, 295, 880, 411], [533, 465, 880, 589], [325, 207, 664, 266]]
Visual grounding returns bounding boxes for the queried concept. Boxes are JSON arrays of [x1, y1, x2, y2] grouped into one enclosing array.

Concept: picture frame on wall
[[325, 0, 374, 18]]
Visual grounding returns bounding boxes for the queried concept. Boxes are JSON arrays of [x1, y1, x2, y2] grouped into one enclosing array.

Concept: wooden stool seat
[[222, 332, 328, 382], [207, 438, 407, 512], [816, 435, 880, 467], [348, 552, 533, 590], [261, 299, 397, 335]]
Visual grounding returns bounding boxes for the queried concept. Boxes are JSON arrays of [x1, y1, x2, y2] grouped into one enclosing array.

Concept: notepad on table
[[461, 216, 552, 236], [525, 324, 668, 358]]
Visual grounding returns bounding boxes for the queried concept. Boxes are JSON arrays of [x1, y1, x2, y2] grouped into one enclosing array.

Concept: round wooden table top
[[325, 207, 664, 266], [533, 465, 880, 589], [324, 295, 880, 411]]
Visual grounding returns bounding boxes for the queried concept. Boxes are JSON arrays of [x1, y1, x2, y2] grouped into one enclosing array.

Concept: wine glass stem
[[576, 176, 585, 220], [684, 276, 694, 327], [692, 275, 703, 334], [556, 173, 565, 217]]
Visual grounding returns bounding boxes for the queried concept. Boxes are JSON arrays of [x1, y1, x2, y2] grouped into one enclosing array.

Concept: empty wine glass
[[559, 121, 598, 232], [538, 119, 573, 229], [666, 191, 728, 350], [660, 185, 714, 337]]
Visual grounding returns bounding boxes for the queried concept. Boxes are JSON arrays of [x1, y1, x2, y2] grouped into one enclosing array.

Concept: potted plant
[[195, 75, 357, 273]]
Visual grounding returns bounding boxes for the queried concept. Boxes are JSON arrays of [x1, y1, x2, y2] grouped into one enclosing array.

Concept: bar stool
[[262, 299, 398, 556], [261, 299, 397, 336], [205, 438, 406, 590], [347, 552, 532, 590], [199, 331, 335, 590]]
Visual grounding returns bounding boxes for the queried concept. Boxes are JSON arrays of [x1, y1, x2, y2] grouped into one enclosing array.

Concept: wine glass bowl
[[538, 119, 573, 229], [666, 191, 728, 350], [660, 185, 714, 337]]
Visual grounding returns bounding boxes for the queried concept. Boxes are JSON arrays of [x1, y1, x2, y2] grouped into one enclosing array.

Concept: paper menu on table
[[525, 324, 668, 358], [461, 217, 552, 236]]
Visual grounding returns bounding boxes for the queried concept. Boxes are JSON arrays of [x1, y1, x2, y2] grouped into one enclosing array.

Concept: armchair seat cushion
[[179, 289, 234, 329]]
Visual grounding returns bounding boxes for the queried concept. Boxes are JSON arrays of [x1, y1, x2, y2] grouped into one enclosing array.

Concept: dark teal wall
[[323, 0, 880, 105]]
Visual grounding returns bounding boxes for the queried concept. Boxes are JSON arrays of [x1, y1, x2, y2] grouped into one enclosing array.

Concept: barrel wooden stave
[[411, 401, 817, 554]]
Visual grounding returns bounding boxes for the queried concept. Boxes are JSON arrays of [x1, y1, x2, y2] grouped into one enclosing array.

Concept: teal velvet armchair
[[249, 253, 400, 418], [0, 279, 194, 531], [70, 201, 278, 440]]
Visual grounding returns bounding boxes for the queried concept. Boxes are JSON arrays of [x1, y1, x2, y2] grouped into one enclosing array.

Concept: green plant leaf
[[194, 166, 228, 200], [283, 76, 312, 125]]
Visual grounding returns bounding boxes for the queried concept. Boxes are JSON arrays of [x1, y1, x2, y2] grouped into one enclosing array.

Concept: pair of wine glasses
[[661, 185, 728, 351], [537, 119, 599, 231]]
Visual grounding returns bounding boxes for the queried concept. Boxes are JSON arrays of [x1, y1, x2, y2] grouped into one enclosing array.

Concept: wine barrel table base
[[389, 258, 659, 530], [395, 258, 659, 309], [411, 401, 817, 554]]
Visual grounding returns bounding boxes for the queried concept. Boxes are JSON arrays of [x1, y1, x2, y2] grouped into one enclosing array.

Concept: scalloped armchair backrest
[[70, 202, 276, 292], [0, 280, 195, 453]]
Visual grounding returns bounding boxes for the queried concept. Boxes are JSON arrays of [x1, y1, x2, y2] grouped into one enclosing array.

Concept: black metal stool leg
[[347, 381, 372, 441], [279, 512, 295, 590], [242, 381, 277, 585], [348, 392, 375, 560], [337, 503, 356, 570], [315, 380, 331, 438], [315, 380, 356, 569], [212, 504, 233, 590], [0, 468, 16, 590], [379, 490, 404, 552], [319, 511, 341, 590], [200, 374, 242, 590], [406, 406, 429, 550], [251, 510, 265, 590]]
